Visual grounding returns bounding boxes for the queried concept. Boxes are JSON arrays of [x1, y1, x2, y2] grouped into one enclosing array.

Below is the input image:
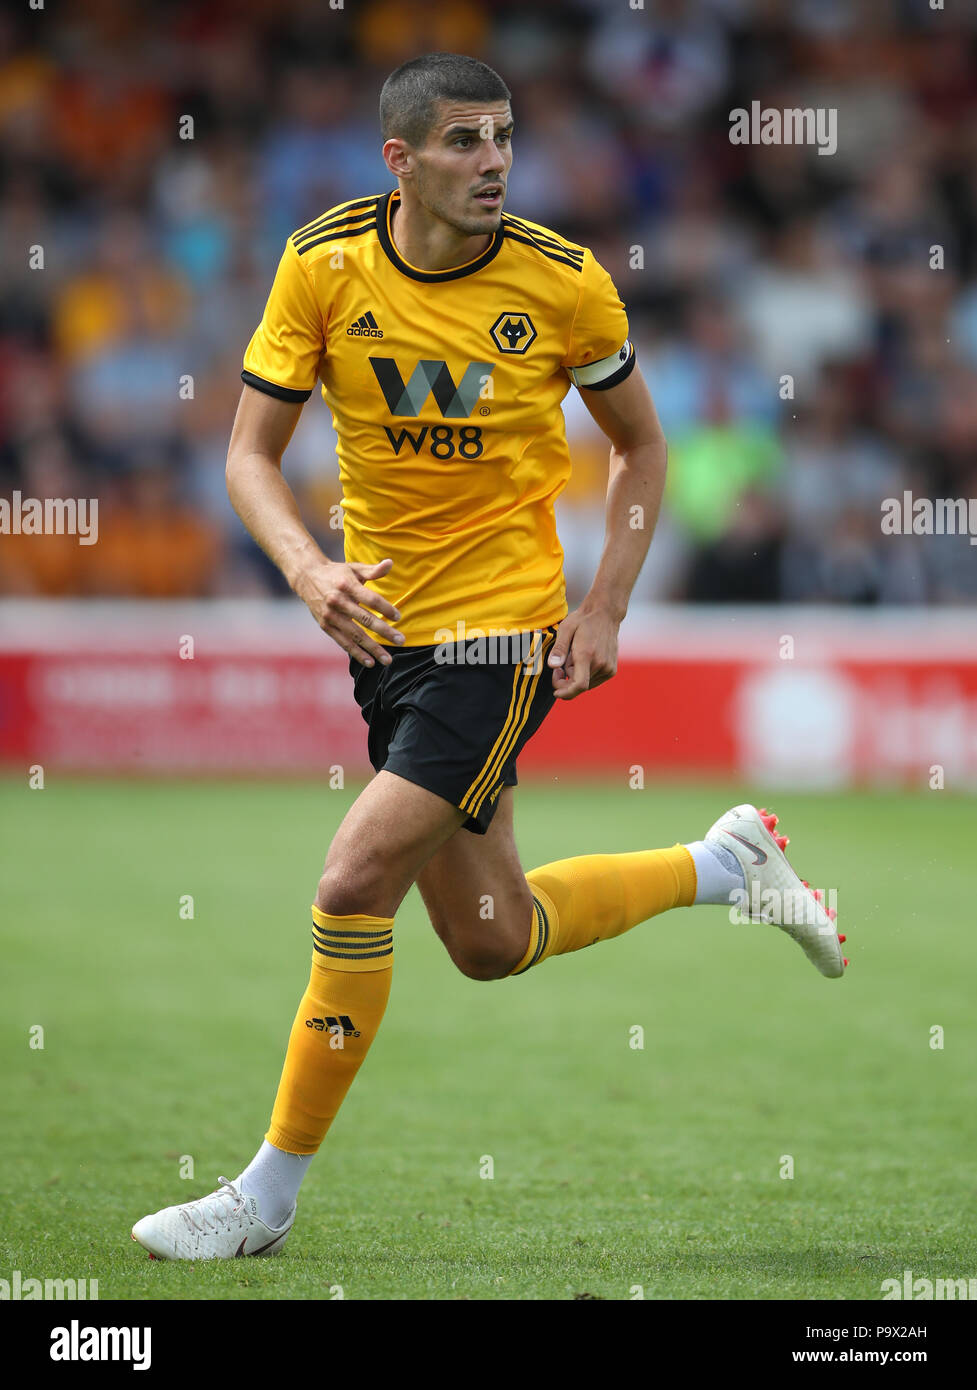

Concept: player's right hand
[[295, 557, 405, 666]]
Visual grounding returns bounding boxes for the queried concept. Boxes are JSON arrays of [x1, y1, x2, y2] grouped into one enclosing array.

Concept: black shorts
[[350, 625, 560, 834]]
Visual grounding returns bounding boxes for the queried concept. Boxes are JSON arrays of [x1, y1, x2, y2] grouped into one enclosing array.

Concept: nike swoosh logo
[[235, 1233, 285, 1257], [724, 830, 768, 865]]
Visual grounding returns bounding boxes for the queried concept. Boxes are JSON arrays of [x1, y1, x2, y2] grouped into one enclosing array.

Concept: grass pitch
[[1, 776, 974, 1300]]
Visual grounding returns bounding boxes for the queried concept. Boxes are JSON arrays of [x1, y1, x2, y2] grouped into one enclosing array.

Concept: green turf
[[1, 775, 974, 1300]]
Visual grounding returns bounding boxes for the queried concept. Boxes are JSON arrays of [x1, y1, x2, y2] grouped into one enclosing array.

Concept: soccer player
[[132, 53, 846, 1261]]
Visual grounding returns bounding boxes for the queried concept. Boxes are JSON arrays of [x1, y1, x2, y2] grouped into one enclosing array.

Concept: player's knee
[[452, 950, 510, 982], [315, 865, 394, 919], [315, 869, 355, 916], [449, 935, 524, 982]]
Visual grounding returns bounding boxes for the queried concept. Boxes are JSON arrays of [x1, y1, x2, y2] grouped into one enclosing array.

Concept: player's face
[[413, 101, 513, 236]]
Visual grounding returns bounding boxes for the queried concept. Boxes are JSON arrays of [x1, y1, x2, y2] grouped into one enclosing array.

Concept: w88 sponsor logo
[[383, 424, 483, 459], [371, 356, 493, 460]]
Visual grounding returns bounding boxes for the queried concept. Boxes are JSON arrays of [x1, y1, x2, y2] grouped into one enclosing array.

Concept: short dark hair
[[379, 52, 510, 148]]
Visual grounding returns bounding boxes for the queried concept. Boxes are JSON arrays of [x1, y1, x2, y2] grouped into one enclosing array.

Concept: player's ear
[[382, 138, 413, 180]]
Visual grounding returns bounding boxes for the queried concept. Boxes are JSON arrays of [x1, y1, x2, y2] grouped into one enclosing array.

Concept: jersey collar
[[377, 189, 504, 283]]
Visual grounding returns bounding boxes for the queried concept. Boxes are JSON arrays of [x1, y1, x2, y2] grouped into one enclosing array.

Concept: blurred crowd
[[1, 0, 976, 605]]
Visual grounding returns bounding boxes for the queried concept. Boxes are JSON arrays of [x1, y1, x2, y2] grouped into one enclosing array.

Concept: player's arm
[[549, 366, 666, 700], [226, 383, 403, 667]]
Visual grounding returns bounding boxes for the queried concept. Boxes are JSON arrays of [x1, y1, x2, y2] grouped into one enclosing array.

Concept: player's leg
[[256, 769, 463, 1169], [415, 787, 534, 979], [409, 627, 746, 981], [418, 784, 709, 980], [313, 767, 465, 917], [131, 771, 463, 1260], [419, 792, 846, 985]]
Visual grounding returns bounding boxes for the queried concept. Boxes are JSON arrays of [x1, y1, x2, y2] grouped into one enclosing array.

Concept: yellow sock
[[266, 908, 394, 1154], [509, 845, 696, 975]]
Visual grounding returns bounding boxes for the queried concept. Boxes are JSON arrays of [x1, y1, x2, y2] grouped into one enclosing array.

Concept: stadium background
[[2, 0, 976, 1305]]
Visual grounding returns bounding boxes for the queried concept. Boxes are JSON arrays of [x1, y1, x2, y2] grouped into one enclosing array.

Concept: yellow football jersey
[[242, 190, 634, 644]]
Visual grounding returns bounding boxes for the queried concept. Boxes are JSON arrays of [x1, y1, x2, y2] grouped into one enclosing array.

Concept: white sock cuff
[[684, 840, 745, 907]]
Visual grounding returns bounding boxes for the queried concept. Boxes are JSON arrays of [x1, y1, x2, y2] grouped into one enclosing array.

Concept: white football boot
[[131, 1176, 294, 1261], [706, 803, 847, 979]]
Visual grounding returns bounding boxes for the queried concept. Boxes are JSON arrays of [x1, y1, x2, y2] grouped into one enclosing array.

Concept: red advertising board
[[1, 602, 975, 787]]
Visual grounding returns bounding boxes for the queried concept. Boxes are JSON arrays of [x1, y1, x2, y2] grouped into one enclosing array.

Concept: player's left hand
[[548, 606, 620, 700]]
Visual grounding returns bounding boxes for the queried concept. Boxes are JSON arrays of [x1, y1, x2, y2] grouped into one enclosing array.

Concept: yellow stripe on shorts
[[460, 629, 555, 818]]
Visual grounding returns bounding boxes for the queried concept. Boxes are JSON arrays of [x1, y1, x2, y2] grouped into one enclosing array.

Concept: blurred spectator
[[0, 433, 89, 595], [686, 490, 784, 604], [89, 465, 222, 598], [54, 213, 190, 365], [731, 216, 872, 387]]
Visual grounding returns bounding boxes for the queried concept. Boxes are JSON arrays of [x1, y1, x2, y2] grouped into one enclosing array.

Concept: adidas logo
[[305, 1014, 360, 1037], [346, 310, 383, 338]]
